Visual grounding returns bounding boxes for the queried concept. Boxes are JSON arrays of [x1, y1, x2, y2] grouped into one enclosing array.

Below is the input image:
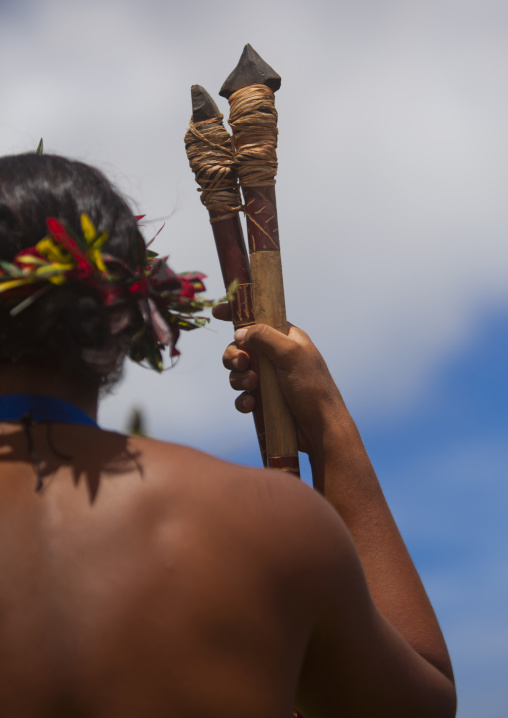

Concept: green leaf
[[146, 342, 164, 372], [227, 279, 239, 302], [36, 138, 43, 155], [0, 261, 24, 277]]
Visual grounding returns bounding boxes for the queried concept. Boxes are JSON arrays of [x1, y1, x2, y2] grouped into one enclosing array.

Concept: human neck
[[0, 364, 99, 421]]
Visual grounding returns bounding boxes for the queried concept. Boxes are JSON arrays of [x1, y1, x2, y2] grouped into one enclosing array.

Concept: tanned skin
[[0, 314, 456, 718]]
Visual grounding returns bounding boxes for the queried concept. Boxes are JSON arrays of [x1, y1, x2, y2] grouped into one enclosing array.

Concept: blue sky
[[362, 307, 508, 718], [1, 0, 507, 714], [225, 306, 508, 717]]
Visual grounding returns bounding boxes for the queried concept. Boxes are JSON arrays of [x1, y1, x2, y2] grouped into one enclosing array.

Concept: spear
[[220, 45, 300, 476], [185, 85, 267, 466]]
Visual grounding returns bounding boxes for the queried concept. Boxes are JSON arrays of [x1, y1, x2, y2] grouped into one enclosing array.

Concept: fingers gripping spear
[[220, 45, 300, 476]]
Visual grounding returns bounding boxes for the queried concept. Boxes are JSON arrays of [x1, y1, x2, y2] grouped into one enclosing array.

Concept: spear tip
[[219, 44, 281, 99], [191, 84, 221, 122]]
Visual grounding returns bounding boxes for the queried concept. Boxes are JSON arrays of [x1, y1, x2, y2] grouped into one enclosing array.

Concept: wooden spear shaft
[[220, 45, 300, 476], [185, 85, 267, 466], [191, 74, 304, 718]]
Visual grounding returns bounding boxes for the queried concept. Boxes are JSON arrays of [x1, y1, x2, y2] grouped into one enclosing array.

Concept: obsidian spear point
[[219, 44, 281, 99], [191, 84, 221, 122]]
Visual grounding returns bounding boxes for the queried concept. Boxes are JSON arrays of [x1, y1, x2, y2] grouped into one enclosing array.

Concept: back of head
[[0, 153, 144, 392]]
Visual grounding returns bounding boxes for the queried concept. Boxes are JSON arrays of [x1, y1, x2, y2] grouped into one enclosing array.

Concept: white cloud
[[1, 0, 508, 443]]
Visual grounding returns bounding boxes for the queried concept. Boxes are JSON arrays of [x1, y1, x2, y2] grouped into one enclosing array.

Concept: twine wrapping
[[184, 116, 243, 223], [228, 84, 278, 188]]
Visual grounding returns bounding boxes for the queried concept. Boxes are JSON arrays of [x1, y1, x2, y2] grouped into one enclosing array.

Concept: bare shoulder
[[98, 429, 361, 623], [89, 431, 455, 718], [123, 431, 354, 576]]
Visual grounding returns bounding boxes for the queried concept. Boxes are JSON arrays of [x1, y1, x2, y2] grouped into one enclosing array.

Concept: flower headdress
[[0, 214, 213, 371]]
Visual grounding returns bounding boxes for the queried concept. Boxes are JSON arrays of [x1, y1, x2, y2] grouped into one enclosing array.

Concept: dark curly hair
[[0, 152, 145, 392]]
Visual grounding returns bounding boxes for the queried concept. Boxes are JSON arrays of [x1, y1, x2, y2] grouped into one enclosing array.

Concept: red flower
[[45, 218, 95, 279]]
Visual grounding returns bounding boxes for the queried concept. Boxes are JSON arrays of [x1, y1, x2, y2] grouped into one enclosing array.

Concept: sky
[[1, 0, 507, 714]]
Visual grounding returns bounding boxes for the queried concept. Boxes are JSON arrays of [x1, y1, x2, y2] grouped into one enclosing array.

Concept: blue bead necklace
[[0, 394, 99, 491], [0, 394, 98, 426]]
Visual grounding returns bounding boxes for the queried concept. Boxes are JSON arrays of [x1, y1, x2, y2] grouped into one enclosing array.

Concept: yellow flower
[[0, 278, 36, 293], [81, 214, 108, 273], [81, 214, 97, 244], [16, 254, 47, 267], [36, 238, 72, 265], [34, 264, 71, 285]]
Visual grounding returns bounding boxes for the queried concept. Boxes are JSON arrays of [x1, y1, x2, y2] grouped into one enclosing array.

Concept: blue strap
[[0, 394, 98, 426]]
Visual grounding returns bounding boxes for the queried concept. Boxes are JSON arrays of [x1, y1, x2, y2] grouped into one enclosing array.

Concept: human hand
[[212, 304, 349, 457]]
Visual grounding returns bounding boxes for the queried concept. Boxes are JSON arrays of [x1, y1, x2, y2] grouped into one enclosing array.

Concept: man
[[0, 152, 455, 717], [0, 321, 455, 717]]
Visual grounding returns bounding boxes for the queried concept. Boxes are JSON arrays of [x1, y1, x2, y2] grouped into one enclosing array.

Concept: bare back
[[0, 423, 320, 718]]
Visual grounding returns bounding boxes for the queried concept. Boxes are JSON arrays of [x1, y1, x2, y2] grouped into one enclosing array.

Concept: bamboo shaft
[[208, 211, 267, 466], [242, 185, 300, 474]]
